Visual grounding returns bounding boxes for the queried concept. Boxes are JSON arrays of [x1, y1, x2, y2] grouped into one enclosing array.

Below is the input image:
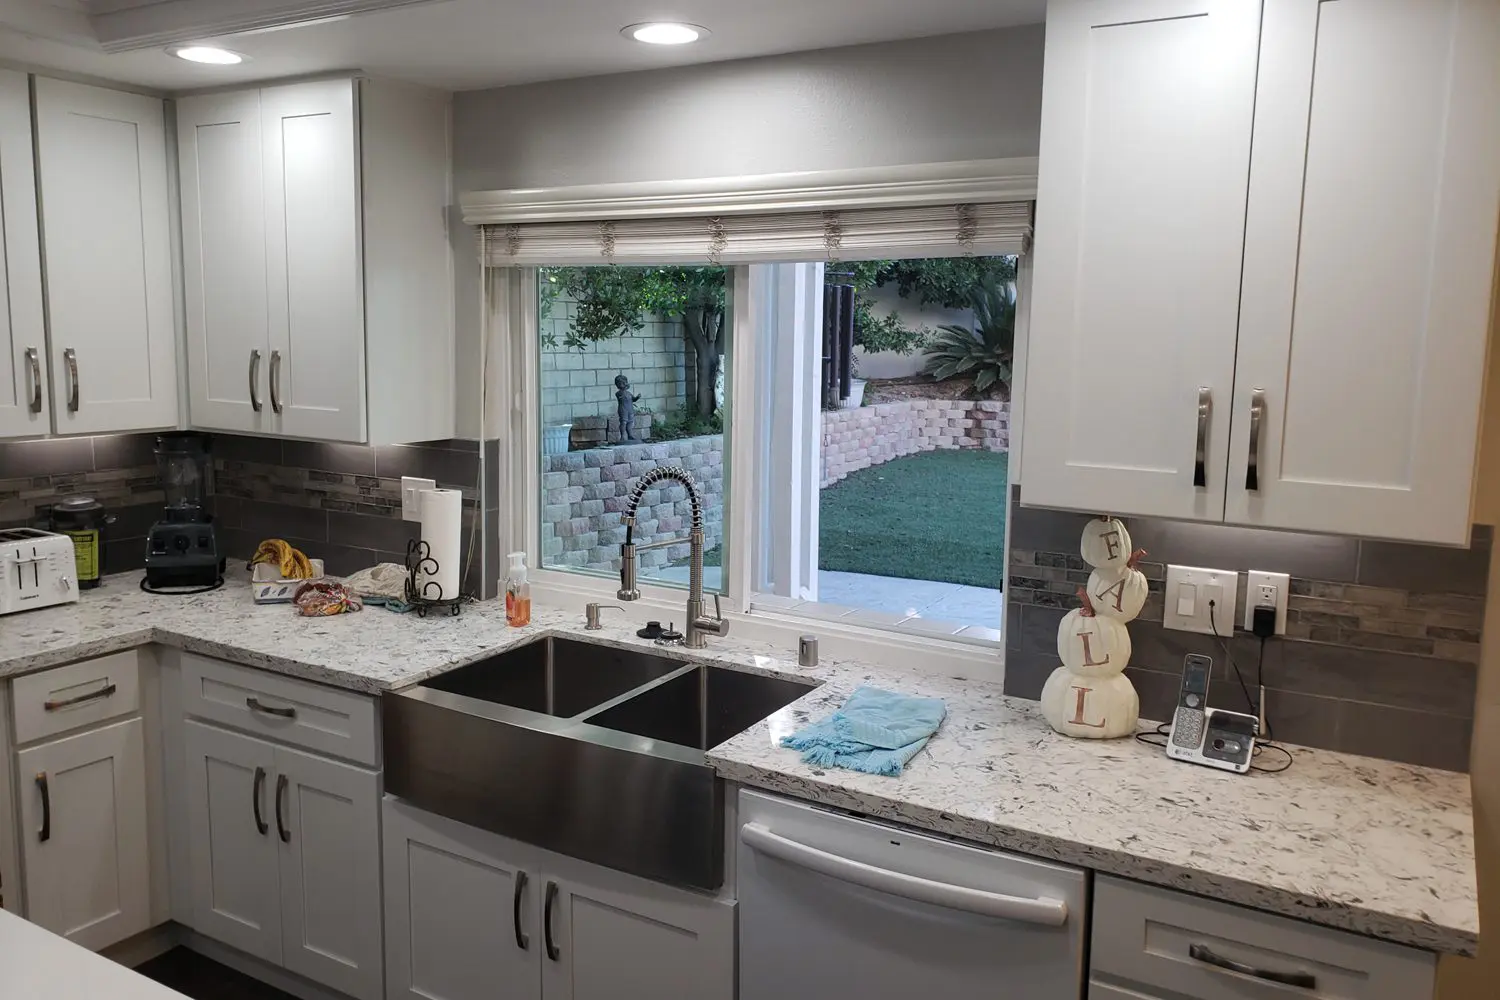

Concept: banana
[[252, 538, 315, 580]]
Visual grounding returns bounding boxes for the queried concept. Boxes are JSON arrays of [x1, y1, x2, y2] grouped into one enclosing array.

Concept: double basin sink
[[382, 637, 816, 890]]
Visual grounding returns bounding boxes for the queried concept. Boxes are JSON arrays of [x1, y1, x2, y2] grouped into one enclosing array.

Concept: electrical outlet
[[401, 477, 436, 521], [1163, 565, 1238, 637], [1244, 570, 1290, 634]]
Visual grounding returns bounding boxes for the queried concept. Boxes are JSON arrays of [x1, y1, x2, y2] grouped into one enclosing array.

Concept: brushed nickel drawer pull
[[253, 765, 268, 835], [35, 773, 50, 843], [1245, 389, 1266, 492], [247, 696, 296, 719], [249, 349, 263, 413], [275, 772, 290, 843], [1193, 387, 1211, 489], [25, 347, 41, 413], [269, 349, 283, 414], [43, 683, 116, 712], [1189, 943, 1316, 989], [64, 348, 78, 412]]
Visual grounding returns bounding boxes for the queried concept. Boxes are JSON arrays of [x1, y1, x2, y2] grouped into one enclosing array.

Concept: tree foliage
[[922, 276, 1017, 396], [834, 256, 1018, 357]]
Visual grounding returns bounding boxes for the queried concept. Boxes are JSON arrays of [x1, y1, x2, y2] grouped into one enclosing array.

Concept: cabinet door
[[275, 744, 382, 1000], [177, 89, 271, 435], [33, 78, 176, 435], [383, 798, 542, 1000], [16, 717, 150, 950], [1226, 0, 1500, 543], [540, 861, 735, 1000], [1021, 0, 1261, 520], [182, 720, 281, 963], [0, 69, 47, 439], [261, 79, 365, 443]]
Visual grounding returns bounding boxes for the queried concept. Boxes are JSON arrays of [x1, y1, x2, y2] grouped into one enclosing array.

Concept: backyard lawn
[[818, 450, 1009, 588]]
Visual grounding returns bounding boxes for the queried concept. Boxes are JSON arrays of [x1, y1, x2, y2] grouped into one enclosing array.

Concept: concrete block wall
[[542, 436, 724, 573], [821, 400, 1010, 487], [540, 292, 688, 431]]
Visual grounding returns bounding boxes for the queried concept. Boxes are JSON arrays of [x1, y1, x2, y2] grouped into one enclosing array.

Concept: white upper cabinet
[[0, 70, 46, 439], [176, 77, 454, 445], [1023, 0, 1500, 544], [34, 78, 177, 435], [177, 89, 270, 435], [1224, 0, 1500, 544], [1023, 0, 1262, 521]]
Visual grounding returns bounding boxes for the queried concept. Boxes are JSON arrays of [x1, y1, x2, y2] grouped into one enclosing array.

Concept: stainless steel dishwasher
[[737, 789, 1088, 998]]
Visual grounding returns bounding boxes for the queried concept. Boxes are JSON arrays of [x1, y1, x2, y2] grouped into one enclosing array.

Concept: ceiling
[[0, 0, 1045, 93]]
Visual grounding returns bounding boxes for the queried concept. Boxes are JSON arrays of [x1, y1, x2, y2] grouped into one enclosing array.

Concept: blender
[[143, 432, 225, 592]]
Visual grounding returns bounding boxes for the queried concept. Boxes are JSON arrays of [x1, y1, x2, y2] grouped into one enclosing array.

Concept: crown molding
[[459, 157, 1039, 226]]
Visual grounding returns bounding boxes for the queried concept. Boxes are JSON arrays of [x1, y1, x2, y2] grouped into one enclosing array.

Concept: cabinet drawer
[[1092, 876, 1434, 1000], [180, 653, 377, 766], [12, 650, 141, 744]]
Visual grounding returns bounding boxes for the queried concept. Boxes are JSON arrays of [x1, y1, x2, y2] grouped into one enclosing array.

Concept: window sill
[[747, 593, 1003, 647]]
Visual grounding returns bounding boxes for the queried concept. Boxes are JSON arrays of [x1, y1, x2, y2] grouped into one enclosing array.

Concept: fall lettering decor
[[1039, 517, 1144, 739]]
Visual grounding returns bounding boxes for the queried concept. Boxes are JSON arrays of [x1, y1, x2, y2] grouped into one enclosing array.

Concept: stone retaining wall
[[822, 399, 1009, 487], [542, 436, 724, 573]]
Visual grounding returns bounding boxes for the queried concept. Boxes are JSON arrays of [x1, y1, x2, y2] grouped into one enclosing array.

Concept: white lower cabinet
[[16, 717, 150, 950], [183, 719, 382, 1000], [383, 798, 735, 1000]]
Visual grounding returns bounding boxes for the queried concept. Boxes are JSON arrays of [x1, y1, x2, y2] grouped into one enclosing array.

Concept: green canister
[[50, 495, 113, 589]]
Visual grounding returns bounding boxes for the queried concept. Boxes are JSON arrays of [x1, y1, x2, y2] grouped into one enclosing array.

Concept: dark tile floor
[[135, 946, 300, 1000]]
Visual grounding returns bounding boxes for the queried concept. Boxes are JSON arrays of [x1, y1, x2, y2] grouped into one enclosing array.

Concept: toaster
[[0, 528, 80, 615]]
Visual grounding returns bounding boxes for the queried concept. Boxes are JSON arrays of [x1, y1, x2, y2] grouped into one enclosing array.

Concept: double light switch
[[1163, 565, 1238, 637]]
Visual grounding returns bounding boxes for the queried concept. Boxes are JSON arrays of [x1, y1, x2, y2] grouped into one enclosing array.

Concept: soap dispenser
[[505, 551, 531, 627]]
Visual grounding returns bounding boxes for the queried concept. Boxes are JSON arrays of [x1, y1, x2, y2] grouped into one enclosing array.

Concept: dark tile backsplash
[[1, 432, 498, 599], [1006, 488, 1488, 773]]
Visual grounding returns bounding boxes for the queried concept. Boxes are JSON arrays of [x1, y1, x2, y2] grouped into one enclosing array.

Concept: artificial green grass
[[818, 449, 1008, 588]]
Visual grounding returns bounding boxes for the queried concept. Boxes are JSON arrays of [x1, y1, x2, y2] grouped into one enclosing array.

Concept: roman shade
[[475, 202, 1033, 266]]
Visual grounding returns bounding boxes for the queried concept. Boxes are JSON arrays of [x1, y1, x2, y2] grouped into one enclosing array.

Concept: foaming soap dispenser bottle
[[505, 551, 531, 627]]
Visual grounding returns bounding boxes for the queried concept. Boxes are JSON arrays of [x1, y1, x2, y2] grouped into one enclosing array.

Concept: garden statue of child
[[614, 373, 642, 442]]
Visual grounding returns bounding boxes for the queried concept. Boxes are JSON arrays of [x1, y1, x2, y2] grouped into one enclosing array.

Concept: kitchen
[[0, 1, 1495, 999]]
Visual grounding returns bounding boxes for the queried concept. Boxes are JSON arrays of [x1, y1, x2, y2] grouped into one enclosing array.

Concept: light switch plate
[[1244, 570, 1290, 634], [401, 477, 436, 521], [1163, 564, 1238, 637]]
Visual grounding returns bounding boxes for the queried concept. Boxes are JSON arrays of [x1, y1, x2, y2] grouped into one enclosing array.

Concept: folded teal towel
[[780, 685, 946, 776]]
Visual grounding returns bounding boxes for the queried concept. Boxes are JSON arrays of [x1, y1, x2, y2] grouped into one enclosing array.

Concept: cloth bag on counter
[[780, 685, 946, 776]]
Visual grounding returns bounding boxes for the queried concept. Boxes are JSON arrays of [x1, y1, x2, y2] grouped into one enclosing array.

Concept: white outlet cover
[[1244, 570, 1291, 634], [1162, 564, 1239, 638], [401, 477, 436, 521]]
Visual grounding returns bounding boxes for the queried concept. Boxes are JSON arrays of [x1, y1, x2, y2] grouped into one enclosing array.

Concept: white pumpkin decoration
[[1080, 517, 1132, 571], [1087, 567, 1149, 622], [1057, 607, 1132, 678], [1040, 667, 1140, 739]]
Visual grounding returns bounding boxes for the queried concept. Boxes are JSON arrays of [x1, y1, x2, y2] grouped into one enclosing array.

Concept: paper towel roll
[[417, 488, 462, 600]]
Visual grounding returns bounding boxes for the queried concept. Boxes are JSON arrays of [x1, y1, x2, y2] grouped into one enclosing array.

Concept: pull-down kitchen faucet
[[617, 465, 729, 648]]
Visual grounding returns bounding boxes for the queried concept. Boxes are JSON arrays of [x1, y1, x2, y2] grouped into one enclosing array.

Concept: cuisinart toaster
[[0, 528, 80, 615]]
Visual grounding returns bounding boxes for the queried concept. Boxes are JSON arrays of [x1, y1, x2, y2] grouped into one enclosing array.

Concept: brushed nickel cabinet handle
[[543, 880, 560, 961], [513, 871, 529, 951], [1245, 389, 1266, 492], [247, 696, 296, 719], [64, 348, 78, 412], [275, 772, 290, 843], [249, 349, 262, 413], [35, 773, 50, 843], [25, 347, 41, 413], [43, 683, 116, 711], [269, 349, 283, 414], [252, 765, 268, 835], [1189, 943, 1316, 989], [1193, 387, 1211, 489]]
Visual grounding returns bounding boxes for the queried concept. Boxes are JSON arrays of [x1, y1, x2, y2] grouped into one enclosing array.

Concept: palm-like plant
[[922, 277, 1017, 395]]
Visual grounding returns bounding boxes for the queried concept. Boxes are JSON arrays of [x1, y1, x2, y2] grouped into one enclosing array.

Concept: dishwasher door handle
[[740, 822, 1069, 926]]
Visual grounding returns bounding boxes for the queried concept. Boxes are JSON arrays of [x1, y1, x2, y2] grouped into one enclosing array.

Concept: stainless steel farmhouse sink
[[382, 636, 816, 890]]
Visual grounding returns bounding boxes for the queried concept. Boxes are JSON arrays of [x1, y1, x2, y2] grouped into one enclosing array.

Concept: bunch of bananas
[[250, 538, 315, 580]]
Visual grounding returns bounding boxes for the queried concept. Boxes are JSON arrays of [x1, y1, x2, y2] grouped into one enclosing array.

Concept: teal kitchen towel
[[780, 685, 946, 776]]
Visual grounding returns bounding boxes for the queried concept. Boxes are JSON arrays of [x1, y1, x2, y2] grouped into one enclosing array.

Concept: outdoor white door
[[1225, 0, 1500, 544], [0, 70, 46, 439], [274, 744, 382, 1000], [183, 720, 282, 964], [261, 79, 365, 442], [1021, 0, 1262, 520], [33, 77, 176, 434], [539, 861, 735, 1000], [383, 798, 542, 1000], [178, 89, 271, 435], [16, 718, 150, 951]]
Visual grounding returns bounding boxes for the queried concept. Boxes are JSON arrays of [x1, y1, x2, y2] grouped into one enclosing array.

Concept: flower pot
[[542, 423, 573, 456], [837, 378, 867, 410]]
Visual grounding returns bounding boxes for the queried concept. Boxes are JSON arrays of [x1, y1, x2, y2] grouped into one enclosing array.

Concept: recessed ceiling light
[[169, 45, 244, 65], [623, 22, 708, 45]]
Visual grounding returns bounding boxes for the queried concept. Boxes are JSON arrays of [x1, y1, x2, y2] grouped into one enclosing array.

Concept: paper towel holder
[[404, 538, 465, 617]]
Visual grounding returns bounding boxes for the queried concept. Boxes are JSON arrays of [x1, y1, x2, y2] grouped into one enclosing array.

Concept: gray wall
[[452, 26, 1045, 191]]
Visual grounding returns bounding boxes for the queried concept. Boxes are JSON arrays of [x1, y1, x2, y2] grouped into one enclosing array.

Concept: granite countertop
[[0, 572, 1478, 957]]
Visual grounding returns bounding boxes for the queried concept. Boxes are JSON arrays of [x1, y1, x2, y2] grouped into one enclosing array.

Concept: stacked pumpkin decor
[[1040, 516, 1149, 739]]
